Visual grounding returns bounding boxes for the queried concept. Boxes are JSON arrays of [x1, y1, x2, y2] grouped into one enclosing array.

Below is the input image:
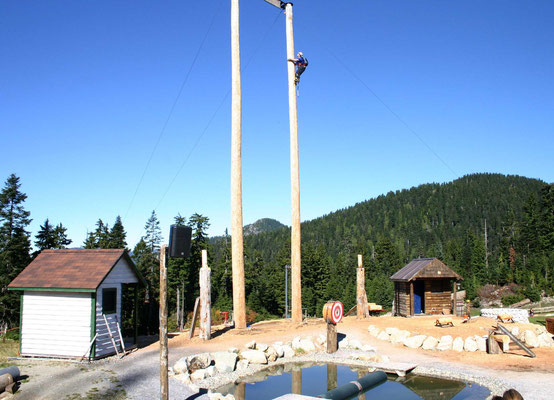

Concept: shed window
[[102, 288, 117, 314]]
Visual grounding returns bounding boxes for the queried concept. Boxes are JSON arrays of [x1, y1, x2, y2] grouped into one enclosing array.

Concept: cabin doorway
[[414, 280, 425, 314]]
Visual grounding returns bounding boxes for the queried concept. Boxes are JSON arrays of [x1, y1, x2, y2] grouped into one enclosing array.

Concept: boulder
[[316, 335, 326, 346], [437, 335, 453, 351], [174, 357, 189, 374], [256, 343, 268, 352], [523, 330, 539, 348], [361, 344, 376, 352], [266, 346, 279, 362], [292, 336, 302, 349], [241, 350, 268, 364], [538, 332, 553, 348], [282, 344, 295, 358], [228, 347, 239, 353], [212, 352, 238, 373], [368, 325, 380, 337], [422, 336, 439, 350], [390, 330, 411, 345], [205, 366, 216, 377], [377, 331, 390, 342], [385, 327, 400, 336], [348, 339, 362, 350], [236, 359, 249, 372], [452, 337, 464, 352], [245, 340, 256, 349], [190, 369, 207, 381], [475, 336, 487, 352], [297, 339, 316, 353], [174, 372, 191, 385], [464, 337, 478, 352], [511, 327, 520, 337], [187, 353, 212, 372], [272, 344, 285, 358], [403, 335, 426, 349]]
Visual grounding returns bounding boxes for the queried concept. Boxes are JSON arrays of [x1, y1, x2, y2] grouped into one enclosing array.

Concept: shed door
[[413, 281, 425, 314], [21, 291, 92, 357]]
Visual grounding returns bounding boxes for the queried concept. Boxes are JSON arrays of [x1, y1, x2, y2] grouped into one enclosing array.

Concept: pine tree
[[0, 174, 32, 326], [109, 216, 127, 249], [53, 223, 72, 248], [144, 211, 162, 253], [35, 219, 57, 250]]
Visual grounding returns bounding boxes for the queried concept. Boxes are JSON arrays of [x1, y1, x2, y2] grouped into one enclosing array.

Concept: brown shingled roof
[[8, 249, 135, 290], [390, 258, 463, 282]]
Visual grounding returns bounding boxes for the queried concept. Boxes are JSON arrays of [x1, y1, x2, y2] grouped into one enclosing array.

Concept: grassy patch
[[470, 308, 481, 317], [0, 339, 19, 367], [529, 316, 547, 326], [64, 387, 127, 400]]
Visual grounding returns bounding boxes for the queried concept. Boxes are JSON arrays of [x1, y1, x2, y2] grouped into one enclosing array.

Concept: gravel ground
[[10, 318, 554, 399]]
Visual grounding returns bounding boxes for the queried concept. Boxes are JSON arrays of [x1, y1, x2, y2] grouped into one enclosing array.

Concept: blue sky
[[2, 0, 553, 249]]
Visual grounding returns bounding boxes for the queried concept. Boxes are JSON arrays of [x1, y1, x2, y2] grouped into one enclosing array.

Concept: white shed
[[9, 249, 146, 359]]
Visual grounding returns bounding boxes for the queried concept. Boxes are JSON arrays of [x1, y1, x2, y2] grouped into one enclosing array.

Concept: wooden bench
[[368, 303, 383, 315], [435, 317, 454, 327], [497, 314, 514, 323]]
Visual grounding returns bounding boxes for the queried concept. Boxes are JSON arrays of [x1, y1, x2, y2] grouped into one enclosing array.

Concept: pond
[[216, 362, 490, 400]]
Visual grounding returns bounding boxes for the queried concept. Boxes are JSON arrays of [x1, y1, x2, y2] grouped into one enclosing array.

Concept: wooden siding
[[424, 279, 452, 314], [95, 257, 138, 358], [21, 291, 91, 357], [394, 282, 411, 316]]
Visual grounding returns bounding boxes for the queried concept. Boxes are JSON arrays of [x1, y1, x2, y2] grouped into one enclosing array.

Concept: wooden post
[[356, 254, 369, 319], [199, 249, 211, 340], [159, 244, 169, 400], [176, 287, 180, 330], [292, 367, 302, 394], [410, 281, 414, 316], [326, 322, 338, 353], [231, 0, 246, 330], [453, 279, 457, 316], [234, 382, 246, 400], [326, 363, 337, 391], [285, 2, 302, 325]]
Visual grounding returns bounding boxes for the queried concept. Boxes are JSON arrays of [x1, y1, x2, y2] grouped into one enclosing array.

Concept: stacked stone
[[367, 324, 553, 352]]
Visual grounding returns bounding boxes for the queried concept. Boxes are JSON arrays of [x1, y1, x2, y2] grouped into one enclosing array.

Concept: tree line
[[1, 172, 552, 330]]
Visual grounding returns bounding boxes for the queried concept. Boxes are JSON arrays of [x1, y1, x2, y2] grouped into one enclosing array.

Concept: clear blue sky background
[[2, 0, 553, 249]]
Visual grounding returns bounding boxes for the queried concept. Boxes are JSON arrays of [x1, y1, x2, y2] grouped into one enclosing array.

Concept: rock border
[[367, 322, 553, 352], [171, 335, 507, 400]]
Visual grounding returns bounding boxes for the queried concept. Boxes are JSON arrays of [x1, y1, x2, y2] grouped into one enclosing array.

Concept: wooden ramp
[[369, 362, 417, 377]]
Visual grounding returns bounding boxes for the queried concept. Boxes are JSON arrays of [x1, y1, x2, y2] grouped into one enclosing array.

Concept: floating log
[[320, 371, 387, 399]]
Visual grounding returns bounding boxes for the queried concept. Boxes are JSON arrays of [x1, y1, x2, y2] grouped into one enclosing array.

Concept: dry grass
[[0, 339, 19, 367]]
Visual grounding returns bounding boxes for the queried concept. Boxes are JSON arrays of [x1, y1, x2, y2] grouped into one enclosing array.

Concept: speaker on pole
[[169, 225, 192, 258]]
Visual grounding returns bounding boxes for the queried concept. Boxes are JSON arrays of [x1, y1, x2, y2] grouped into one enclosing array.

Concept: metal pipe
[[320, 371, 387, 399]]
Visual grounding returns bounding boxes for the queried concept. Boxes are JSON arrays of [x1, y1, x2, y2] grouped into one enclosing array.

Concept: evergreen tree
[[35, 219, 57, 250], [109, 216, 127, 249], [144, 211, 162, 253], [0, 174, 32, 326], [53, 223, 72, 248]]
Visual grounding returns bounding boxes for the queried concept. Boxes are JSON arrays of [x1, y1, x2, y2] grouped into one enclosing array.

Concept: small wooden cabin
[[8, 249, 146, 359], [390, 258, 462, 317]]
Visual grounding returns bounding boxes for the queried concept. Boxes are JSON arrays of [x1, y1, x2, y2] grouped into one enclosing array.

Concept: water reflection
[[216, 362, 490, 400]]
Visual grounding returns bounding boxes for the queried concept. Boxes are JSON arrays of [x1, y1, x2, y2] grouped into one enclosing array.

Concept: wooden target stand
[[323, 301, 343, 353]]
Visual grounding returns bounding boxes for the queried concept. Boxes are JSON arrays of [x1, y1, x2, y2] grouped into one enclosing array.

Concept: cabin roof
[[8, 249, 145, 291], [390, 258, 462, 282]]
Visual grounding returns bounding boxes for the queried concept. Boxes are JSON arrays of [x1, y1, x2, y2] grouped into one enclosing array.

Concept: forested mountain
[[244, 218, 286, 236], [209, 173, 553, 319]]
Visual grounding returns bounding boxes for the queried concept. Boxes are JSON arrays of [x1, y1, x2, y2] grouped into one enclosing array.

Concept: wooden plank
[[189, 297, 201, 339], [102, 314, 119, 357]]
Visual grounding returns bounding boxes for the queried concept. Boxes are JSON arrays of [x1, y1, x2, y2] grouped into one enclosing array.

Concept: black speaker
[[169, 225, 192, 258]]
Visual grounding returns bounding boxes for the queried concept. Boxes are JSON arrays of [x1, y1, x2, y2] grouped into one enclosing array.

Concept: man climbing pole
[[288, 51, 308, 85]]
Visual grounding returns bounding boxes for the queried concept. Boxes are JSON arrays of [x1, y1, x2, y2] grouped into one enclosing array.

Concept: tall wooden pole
[[285, 2, 302, 324], [159, 245, 169, 400], [357, 254, 369, 319], [199, 249, 211, 340], [231, 0, 246, 329]]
